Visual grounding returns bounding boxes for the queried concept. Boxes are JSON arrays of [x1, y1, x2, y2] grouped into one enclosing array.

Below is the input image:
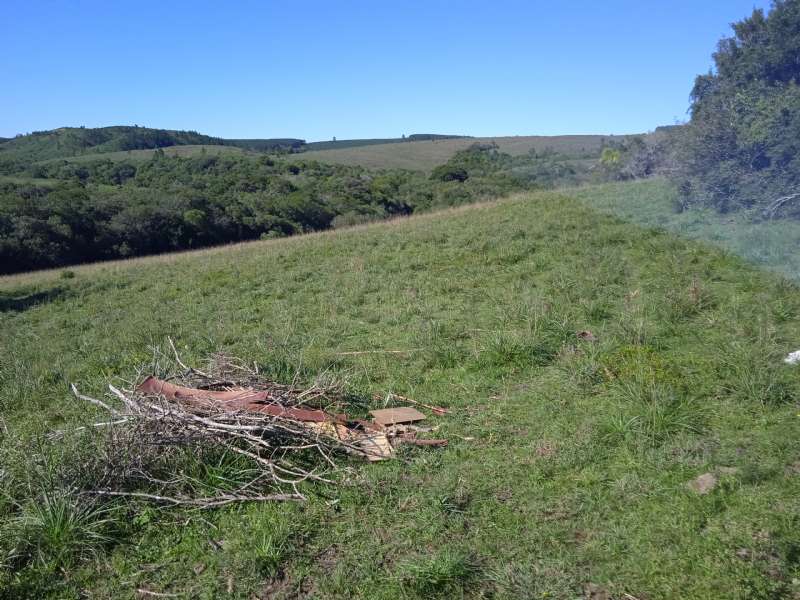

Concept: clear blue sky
[[1, 0, 771, 141]]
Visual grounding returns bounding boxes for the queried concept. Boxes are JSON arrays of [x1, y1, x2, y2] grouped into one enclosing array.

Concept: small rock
[[687, 472, 718, 494]]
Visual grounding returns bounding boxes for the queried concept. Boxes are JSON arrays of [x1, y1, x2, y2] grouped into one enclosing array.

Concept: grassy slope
[[2, 181, 800, 598], [575, 179, 800, 281], [291, 135, 622, 171]]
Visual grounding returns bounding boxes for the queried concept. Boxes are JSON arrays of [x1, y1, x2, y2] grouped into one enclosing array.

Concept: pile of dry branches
[[66, 351, 382, 507]]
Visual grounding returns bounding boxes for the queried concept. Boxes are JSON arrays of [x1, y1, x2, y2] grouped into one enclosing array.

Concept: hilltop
[[0, 126, 223, 163], [0, 126, 312, 167]]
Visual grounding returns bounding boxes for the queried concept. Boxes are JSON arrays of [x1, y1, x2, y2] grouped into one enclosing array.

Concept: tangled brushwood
[[64, 352, 399, 507]]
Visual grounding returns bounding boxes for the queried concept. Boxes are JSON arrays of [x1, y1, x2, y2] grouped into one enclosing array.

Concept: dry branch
[[66, 355, 370, 507]]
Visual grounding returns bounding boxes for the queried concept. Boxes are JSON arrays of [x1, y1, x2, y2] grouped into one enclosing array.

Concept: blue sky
[[2, 1, 771, 141]]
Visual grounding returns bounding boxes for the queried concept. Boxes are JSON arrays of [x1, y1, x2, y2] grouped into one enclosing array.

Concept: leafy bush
[[430, 165, 469, 182]]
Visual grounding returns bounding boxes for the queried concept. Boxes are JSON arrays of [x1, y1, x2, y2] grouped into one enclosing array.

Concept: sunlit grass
[[2, 182, 800, 598]]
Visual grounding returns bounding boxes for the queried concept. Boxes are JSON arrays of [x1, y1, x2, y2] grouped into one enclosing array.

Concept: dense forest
[[0, 144, 614, 274]]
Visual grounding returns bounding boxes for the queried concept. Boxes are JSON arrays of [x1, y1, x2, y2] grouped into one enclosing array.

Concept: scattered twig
[[168, 336, 211, 378], [88, 490, 304, 507], [336, 349, 421, 356], [70, 383, 119, 415], [136, 589, 180, 598], [63, 349, 447, 507], [375, 392, 450, 415], [764, 192, 800, 218], [65, 349, 382, 506]]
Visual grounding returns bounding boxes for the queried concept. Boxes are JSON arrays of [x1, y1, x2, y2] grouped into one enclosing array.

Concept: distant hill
[[291, 134, 627, 171], [224, 138, 305, 151], [0, 127, 317, 166], [0, 126, 473, 166], [0, 126, 476, 170], [0, 126, 645, 173], [40, 144, 247, 165], [0, 126, 223, 162], [304, 134, 469, 152]]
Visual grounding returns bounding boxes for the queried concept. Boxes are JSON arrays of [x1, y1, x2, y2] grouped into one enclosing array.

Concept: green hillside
[[0, 127, 473, 169], [0, 128, 632, 173], [292, 134, 626, 171], [303, 134, 470, 152], [0, 143, 596, 274], [223, 138, 305, 151], [0, 126, 222, 163], [40, 143, 247, 164], [2, 180, 799, 598]]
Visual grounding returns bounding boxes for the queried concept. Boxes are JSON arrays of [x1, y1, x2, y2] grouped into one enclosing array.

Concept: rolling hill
[[0, 126, 222, 162], [0, 127, 638, 173], [36, 143, 248, 164], [303, 133, 470, 152], [2, 180, 799, 598], [291, 134, 627, 171], [0, 127, 309, 166], [0, 127, 472, 169]]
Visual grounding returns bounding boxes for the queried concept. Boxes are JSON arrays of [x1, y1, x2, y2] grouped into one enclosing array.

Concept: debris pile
[[67, 352, 448, 506]]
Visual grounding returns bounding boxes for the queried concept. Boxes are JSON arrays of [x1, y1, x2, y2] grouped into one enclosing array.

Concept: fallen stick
[[168, 336, 212, 378], [336, 349, 421, 356], [70, 383, 120, 415], [375, 392, 450, 415], [88, 490, 304, 506], [397, 437, 449, 447], [136, 589, 180, 598]]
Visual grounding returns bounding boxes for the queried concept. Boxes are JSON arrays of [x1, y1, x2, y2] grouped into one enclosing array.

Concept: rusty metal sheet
[[249, 404, 330, 422], [136, 376, 330, 422], [369, 407, 426, 426]]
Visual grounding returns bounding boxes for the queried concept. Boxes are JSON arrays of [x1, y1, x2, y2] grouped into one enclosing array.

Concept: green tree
[[676, 0, 800, 215]]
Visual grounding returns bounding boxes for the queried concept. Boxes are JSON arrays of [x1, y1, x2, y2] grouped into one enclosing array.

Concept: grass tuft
[[399, 549, 482, 597]]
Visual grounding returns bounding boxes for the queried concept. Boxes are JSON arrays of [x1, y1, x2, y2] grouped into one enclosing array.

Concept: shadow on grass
[[0, 286, 69, 312]]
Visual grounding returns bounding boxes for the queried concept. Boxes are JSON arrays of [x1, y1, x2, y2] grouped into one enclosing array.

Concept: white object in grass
[[784, 350, 800, 365]]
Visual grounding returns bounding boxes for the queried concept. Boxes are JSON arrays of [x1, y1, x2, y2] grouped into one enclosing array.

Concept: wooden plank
[[369, 407, 426, 426]]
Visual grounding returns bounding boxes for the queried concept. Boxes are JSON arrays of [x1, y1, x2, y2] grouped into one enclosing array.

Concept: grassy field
[[291, 135, 624, 171], [2, 180, 800, 598]]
